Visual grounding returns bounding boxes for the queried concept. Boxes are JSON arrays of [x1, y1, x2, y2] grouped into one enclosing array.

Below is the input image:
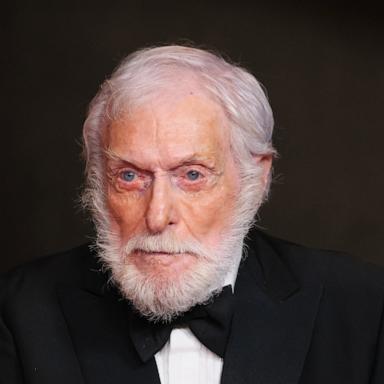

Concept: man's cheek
[[107, 193, 147, 238], [180, 195, 234, 236]]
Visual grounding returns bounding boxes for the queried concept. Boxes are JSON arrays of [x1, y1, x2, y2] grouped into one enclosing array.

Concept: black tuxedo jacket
[[1, 231, 384, 384]]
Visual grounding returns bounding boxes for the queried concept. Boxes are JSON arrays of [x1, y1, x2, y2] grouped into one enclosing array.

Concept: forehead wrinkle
[[148, 100, 161, 154], [106, 91, 231, 172], [158, 100, 229, 167]]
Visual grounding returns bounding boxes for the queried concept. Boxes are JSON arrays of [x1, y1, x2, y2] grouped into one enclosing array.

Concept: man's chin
[[99, 233, 241, 322], [108, 252, 219, 322]]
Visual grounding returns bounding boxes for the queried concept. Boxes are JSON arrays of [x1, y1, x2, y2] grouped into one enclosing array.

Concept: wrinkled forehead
[[104, 89, 232, 170], [100, 68, 235, 170], [106, 69, 230, 137]]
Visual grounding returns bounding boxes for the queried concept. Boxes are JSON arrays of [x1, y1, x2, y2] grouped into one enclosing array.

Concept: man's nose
[[145, 176, 176, 234]]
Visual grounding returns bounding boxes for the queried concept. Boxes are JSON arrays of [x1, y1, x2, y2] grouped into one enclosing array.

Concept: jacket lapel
[[221, 233, 323, 384], [57, 254, 161, 384]]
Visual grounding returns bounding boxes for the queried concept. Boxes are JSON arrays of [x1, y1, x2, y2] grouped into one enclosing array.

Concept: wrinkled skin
[[104, 89, 272, 279]]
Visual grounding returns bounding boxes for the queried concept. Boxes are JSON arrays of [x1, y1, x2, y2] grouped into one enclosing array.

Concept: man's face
[[104, 91, 241, 281]]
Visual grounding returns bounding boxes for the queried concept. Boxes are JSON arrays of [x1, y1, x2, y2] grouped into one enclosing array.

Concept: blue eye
[[186, 170, 201, 181], [121, 170, 136, 182]]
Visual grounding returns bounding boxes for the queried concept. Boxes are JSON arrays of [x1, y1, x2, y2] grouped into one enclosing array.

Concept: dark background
[[2, 1, 383, 273]]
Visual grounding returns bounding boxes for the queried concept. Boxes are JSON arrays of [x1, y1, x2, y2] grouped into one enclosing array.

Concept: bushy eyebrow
[[104, 149, 149, 175], [168, 156, 217, 171], [104, 149, 128, 163], [104, 148, 218, 172]]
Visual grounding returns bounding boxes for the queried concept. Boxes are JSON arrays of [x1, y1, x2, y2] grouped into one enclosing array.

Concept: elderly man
[[1, 45, 383, 384]]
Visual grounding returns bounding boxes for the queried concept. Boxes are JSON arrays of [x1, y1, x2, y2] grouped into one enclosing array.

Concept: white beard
[[97, 229, 244, 323]]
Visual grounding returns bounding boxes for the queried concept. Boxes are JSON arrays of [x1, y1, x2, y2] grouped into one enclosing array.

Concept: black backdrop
[[2, 1, 384, 273]]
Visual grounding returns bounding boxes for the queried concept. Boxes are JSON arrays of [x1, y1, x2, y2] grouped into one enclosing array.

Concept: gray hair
[[82, 45, 276, 233]]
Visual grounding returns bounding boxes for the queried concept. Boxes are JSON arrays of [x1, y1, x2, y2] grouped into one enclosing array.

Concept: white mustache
[[123, 233, 211, 259]]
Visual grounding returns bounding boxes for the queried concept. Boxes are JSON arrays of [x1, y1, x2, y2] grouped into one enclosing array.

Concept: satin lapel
[[221, 234, 323, 384], [57, 265, 161, 384]]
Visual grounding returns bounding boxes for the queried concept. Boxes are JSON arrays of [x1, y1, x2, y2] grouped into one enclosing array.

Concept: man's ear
[[252, 154, 273, 187]]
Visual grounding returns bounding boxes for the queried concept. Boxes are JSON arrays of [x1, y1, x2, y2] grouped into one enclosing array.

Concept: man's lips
[[131, 250, 195, 268], [133, 250, 177, 256]]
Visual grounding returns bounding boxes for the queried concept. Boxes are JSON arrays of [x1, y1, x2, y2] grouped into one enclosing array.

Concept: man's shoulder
[[251, 230, 384, 294], [0, 244, 96, 307]]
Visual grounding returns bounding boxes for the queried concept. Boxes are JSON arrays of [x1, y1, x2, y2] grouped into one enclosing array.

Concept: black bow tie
[[129, 285, 235, 362]]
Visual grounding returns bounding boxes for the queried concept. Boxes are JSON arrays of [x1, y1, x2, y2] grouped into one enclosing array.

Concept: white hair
[[83, 44, 276, 232], [81, 45, 276, 320]]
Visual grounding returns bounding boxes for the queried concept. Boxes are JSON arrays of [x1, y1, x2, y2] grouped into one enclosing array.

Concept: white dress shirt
[[155, 245, 243, 384]]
